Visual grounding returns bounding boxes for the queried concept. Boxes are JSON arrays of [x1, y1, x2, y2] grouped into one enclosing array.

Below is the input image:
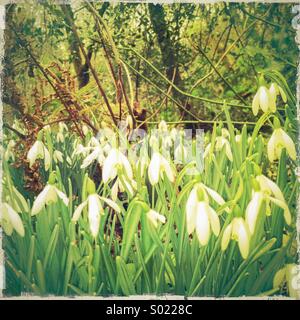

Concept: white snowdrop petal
[[72, 201, 87, 222], [55, 188, 69, 206], [148, 153, 161, 185], [31, 185, 51, 216], [195, 202, 211, 246]]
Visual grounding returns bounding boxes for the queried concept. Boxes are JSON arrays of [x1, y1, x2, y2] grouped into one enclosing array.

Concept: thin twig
[[10, 23, 85, 138], [63, 8, 118, 126], [3, 124, 27, 139], [194, 44, 247, 104]]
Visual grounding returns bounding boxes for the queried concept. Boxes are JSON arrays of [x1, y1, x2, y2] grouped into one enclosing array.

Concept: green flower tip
[[86, 177, 96, 195], [273, 117, 281, 129], [48, 171, 57, 185]]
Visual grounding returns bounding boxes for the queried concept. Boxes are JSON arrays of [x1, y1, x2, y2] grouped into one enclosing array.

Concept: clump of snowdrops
[[1, 81, 299, 297]]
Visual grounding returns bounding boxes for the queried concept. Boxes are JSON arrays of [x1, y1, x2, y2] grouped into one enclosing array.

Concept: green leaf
[[116, 256, 136, 296]]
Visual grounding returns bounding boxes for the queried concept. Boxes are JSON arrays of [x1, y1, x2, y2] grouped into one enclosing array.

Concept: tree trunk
[[60, 3, 109, 89], [148, 4, 182, 88], [3, 5, 26, 115], [61, 4, 91, 89]]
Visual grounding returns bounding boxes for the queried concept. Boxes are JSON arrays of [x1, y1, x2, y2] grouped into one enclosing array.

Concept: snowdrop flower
[[170, 128, 179, 141], [162, 136, 173, 150], [158, 120, 168, 132], [102, 149, 133, 183], [102, 148, 133, 183], [73, 143, 91, 158], [59, 122, 68, 132], [149, 134, 159, 151], [53, 150, 63, 163], [245, 175, 291, 235], [136, 152, 149, 179], [252, 85, 276, 115], [72, 179, 120, 237], [267, 128, 296, 163], [148, 152, 175, 185], [269, 83, 287, 104], [4, 140, 16, 161], [204, 137, 233, 161], [147, 210, 166, 228], [273, 264, 299, 299], [56, 122, 68, 143], [31, 175, 69, 216], [0, 203, 25, 237], [174, 143, 188, 164], [88, 137, 101, 148], [256, 174, 286, 202], [221, 128, 230, 138], [186, 183, 223, 246], [81, 146, 105, 169], [221, 217, 250, 259], [27, 140, 51, 171], [66, 156, 72, 166], [111, 177, 137, 201], [235, 135, 242, 144], [57, 131, 64, 143], [216, 137, 233, 161]]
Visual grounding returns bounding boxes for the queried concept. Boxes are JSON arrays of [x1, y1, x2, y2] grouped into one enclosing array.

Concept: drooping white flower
[[66, 156, 72, 166], [162, 136, 173, 150], [102, 148, 133, 183], [221, 217, 250, 259], [147, 210, 166, 228], [57, 122, 68, 143], [4, 140, 16, 161], [73, 143, 92, 158], [204, 136, 233, 161], [81, 147, 105, 169], [245, 175, 291, 235], [0, 203, 25, 237], [273, 264, 300, 299], [31, 184, 69, 216], [174, 143, 188, 164], [235, 134, 242, 144], [57, 132, 64, 143], [72, 194, 120, 237], [186, 183, 222, 246], [267, 128, 296, 162], [27, 140, 51, 171], [221, 128, 230, 138], [216, 137, 233, 161], [269, 83, 287, 105], [245, 191, 264, 235], [136, 151, 149, 179], [148, 152, 175, 185], [149, 134, 159, 151], [53, 150, 63, 163], [256, 175, 285, 202], [158, 120, 168, 132], [111, 177, 137, 201], [59, 122, 68, 132], [89, 137, 101, 148], [170, 128, 179, 141], [252, 85, 276, 115]]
